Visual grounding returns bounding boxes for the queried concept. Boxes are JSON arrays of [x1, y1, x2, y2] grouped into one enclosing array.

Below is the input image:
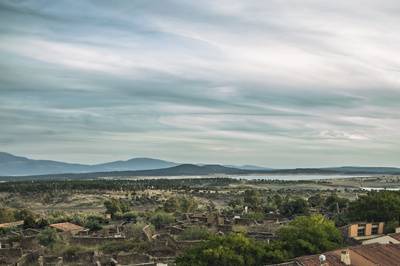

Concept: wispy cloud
[[0, 0, 399, 167]]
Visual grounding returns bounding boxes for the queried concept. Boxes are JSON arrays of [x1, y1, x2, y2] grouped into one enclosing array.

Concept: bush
[[278, 215, 342, 257], [37, 228, 60, 247], [178, 226, 210, 240], [150, 211, 175, 229], [176, 233, 283, 266]]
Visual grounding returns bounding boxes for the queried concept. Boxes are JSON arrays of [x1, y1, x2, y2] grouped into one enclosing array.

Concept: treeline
[[0, 178, 239, 193]]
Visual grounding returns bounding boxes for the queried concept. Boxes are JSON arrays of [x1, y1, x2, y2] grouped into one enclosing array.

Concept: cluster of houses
[[273, 222, 400, 266], [1, 213, 400, 266]]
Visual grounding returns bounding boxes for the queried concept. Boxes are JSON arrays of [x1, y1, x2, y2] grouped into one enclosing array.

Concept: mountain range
[[0, 152, 177, 176], [0, 152, 270, 176], [1, 152, 400, 179]]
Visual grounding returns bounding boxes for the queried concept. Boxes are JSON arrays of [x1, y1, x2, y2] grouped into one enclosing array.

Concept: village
[[0, 177, 399, 265]]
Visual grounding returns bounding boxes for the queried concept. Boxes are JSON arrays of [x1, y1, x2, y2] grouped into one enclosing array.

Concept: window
[[371, 225, 379, 235], [357, 226, 366, 236]]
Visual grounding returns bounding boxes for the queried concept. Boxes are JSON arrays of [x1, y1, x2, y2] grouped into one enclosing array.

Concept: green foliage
[[150, 211, 175, 229], [347, 191, 400, 222], [243, 190, 261, 210], [384, 220, 399, 234], [277, 215, 342, 257], [124, 222, 153, 240], [85, 219, 102, 231], [176, 233, 284, 266], [178, 226, 210, 240], [307, 194, 324, 208], [62, 245, 93, 260], [242, 211, 265, 221], [280, 198, 309, 216], [104, 198, 130, 218], [23, 215, 36, 229], [325, 194, 349, 213], [164, 197, 179, 212], [164, 196, 198, 213], [100, 240, 149, 254], [37, 228, 60, 247], [0, 208, 16, 223]]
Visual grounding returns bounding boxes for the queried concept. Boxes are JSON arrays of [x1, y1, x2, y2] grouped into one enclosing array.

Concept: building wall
[[378, 222, 384, 234], [365, 224, 372, 236], [348, 224, 358, 238]]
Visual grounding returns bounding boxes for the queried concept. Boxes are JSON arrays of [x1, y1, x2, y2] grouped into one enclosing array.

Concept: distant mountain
[[0, 152, 177, 176], [0, 152, 90, 176], [0, 164, 251, 180], [228, 164, 273, 171], [92, 157, 177, 172], [1, 152, 400, 179]]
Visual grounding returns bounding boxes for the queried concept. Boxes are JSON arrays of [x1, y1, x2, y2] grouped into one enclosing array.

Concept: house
[[0, 220, 24, 229], [294, 243, 400, 266], [49, 222, 85, 235], [362, 232, 400, 245], [341, 222, 384, 241]]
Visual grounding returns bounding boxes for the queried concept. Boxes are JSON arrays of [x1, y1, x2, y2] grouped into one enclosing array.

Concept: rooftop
[[49, 222, 84, 232]]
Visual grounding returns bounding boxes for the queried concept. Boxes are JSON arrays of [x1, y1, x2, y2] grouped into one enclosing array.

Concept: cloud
[[0, 0, 399, 167]]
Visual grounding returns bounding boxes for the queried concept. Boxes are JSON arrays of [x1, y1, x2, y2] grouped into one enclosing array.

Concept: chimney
[[319, 254, 328, 266], [341, 250, 351, 265]]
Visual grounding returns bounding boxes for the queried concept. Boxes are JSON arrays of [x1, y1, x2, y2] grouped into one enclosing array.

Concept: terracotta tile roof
[[49, 222, 84, 232], [296, 253, 343, 266], [350, 243, 400, 266], [389, 232, 400, 241], [0, 220, 24, 228], [296, 243, 400, 266]]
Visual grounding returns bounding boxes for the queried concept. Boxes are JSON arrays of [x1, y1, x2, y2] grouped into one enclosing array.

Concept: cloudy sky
[[0, 0, 399, 167]]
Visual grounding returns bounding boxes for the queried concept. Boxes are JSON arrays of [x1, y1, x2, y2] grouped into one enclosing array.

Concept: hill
[[0, 152, 177, 176]]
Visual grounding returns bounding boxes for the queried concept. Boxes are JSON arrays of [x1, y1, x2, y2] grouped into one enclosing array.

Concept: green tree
[[278, 215, 342, 257], [280, 198, 309, 217], [243, 190, 261, 210], [164, 197, 179, 212], [347, 191, 400, 222], [0, 208, 15, 223], [150, 211, 175, 229], [325, 194, 349, 213], [178, 226, 210, 240], [308, 194, 324, 208], [37, 228, 60, 247], [176, 233, 285, 266]]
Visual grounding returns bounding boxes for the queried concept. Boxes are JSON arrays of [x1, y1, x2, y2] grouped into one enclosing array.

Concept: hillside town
[[0, 177, 399, 265]]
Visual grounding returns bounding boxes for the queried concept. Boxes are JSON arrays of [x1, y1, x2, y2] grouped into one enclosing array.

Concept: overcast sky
[[1, 1, 399, 167]]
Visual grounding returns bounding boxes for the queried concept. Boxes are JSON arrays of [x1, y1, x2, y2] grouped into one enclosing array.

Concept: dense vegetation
[[176, 215, 342, 265]]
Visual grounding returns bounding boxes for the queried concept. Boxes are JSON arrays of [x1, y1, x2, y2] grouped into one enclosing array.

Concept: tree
[[280, 198, 309, 217], [277, 215, 342, 257], [164, 197, 179, 212], [37, 228, 60, 247], [308, 194, 324, 208], [178, 226, 210, 240], [85, 219, 102, 231], [325, 194, 349, 213], [0, 208, 15, 223], [176, 233, 278, 266], [347, 191, 400, 223], [104, 198, 130, 218], [243, 190, 261, 210], [150, 211, 175, 229]]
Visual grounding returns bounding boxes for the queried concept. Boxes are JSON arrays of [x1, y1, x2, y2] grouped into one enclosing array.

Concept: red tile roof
[[0, 220, 24, 228], [350, 243, 400, 266], [389, 232, 400, 241], [49, 222, 84, 232], [295, 243, 400, 266], [296, 253, 343, 266]]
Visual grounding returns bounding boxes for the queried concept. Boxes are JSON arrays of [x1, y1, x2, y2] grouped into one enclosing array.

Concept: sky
[[0, 0, 400, 167]]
